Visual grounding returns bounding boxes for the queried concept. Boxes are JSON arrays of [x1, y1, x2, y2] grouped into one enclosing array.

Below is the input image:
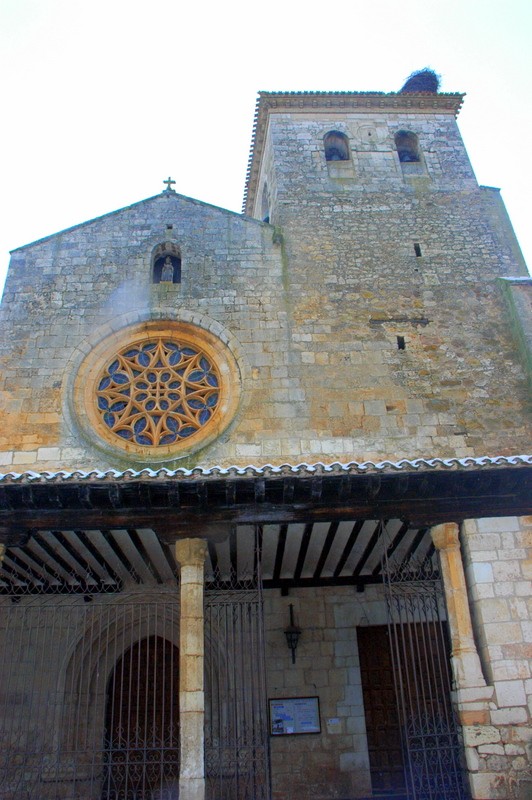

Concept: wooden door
[[358, 626, 407, 797]]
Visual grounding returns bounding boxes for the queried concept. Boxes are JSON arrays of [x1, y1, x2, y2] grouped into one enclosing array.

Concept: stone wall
[[264, 585, 389, 800], [254, 109, 531, 466], [0, 107, 530, 474], [461, 516, 532, 800]]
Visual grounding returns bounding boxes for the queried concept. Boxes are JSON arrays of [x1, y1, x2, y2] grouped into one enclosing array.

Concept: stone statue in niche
[[153, 253, 181, 284], [160, 257, 174, 283]]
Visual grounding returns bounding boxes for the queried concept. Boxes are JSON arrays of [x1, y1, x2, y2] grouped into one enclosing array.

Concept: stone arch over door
[[102, 635, 180, 799], [57, 592, 181, 798]]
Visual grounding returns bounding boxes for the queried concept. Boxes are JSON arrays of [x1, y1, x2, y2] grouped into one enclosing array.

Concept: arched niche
[[152, 242, 182, 284]]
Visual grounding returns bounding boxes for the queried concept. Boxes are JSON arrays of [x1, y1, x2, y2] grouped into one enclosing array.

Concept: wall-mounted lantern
[[284, 603, 301, 664]]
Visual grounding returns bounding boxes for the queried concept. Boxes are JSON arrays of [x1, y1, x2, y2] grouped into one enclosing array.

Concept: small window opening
[[261, 183, 270, 224], [152, 242, 181, 284], [166, 224, 173, 230], [395, 130, 420, 163], [324, 131, 350, 162], [414, 243, 422, 257], [397, 336, 406, 350]]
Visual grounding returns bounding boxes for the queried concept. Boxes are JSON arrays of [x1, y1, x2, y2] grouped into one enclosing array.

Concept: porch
[[0, 458, 530, 799]]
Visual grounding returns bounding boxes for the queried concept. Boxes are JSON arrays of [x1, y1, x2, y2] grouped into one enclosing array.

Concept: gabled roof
[[10, 190, 261, 254]]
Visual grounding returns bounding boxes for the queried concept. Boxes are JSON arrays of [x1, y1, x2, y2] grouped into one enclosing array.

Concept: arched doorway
[[101, 635, 180, 799]]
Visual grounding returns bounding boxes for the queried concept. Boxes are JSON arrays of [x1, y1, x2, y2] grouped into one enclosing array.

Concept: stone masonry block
[[494, 680, 526, 707], [462, 725, 501, 747]]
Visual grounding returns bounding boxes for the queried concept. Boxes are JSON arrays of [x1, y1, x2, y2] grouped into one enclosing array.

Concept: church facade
[[0, 79, 530, 800]]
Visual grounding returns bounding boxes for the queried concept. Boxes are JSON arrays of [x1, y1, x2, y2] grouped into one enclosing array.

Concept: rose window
[[95, 338, 221, 447]]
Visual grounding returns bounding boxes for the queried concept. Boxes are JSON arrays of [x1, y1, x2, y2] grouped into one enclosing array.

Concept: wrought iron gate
[[0, 588, 181, 800], [204, 578, 270, 800], [382, 531, 470, 800]]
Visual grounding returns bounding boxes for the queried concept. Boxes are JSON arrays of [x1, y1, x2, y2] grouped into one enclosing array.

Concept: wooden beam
[[0, 490, 529, 540]]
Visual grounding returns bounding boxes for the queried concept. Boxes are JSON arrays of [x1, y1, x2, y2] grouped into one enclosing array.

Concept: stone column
[[431, 522, 487, 690], [431, 523, 497, 799], [174, 538, 208, 800]]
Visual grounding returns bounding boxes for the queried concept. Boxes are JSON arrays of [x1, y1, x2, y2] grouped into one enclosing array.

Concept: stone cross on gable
[[163, 176, 176, 193]]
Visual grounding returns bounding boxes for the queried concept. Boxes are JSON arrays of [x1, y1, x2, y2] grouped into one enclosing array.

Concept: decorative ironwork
[[0, 536, 270, 800], [0, 588, 180, 800], [95, 337, 221, 447], [205, 529, 271, 800], [381, 526, 470, 800]]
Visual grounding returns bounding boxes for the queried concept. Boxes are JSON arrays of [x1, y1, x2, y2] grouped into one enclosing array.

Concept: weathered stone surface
[[0, 86, 530, 800], [463, 725, 502, 747]]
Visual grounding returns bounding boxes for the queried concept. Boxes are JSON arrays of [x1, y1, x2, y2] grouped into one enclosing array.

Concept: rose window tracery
[[95, 338, 221, 447]]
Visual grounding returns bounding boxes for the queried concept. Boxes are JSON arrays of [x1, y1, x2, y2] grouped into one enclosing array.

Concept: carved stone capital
[[431, 521, 460, 551], [174, 538, 208, 569]]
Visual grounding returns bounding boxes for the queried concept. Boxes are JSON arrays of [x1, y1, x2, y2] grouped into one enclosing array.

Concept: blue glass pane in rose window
[[145, 400, 155, 411], [168, 351, 182, 366], [188, 371, 205, 382], [188, 398, 204, 409], [136, 434, 151, 445], [199, 409, 211, 425], [124, 349, 139, 358], [113, 372, 129, 385], [117, 429, 133, 439], [160, 434, 177, 445], [108, 360, 119, 373], [103, 412, 114, 428], [167, 417, 179, 432], [110, 402, 127, 412], [182, 348, 197, 356], [138, 352, 151, 367], [207, 374, 218, 387], [179, 426, 196, 438], [98, 397, 109, 410], [134, 418, 146, 434], [98, 377, 111, 391], [206, 393, 219, 407]]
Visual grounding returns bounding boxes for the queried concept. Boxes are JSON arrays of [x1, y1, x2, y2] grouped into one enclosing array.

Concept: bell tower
[[244, 86, 477, 228]]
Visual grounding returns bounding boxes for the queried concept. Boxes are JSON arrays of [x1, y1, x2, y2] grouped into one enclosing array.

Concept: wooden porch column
[[431, 523, 486, 690], [174, 538, 208, 800]]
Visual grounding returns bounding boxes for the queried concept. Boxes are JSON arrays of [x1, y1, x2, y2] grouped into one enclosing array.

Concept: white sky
[[1, 0, 531, 294]]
